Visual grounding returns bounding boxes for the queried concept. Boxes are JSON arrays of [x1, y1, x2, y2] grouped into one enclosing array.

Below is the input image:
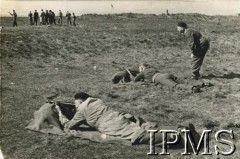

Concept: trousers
[[191, 40, 210, 77]]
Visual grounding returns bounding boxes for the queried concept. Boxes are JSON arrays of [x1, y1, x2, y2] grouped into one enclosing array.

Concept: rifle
[[46, 99, 75, 106], [125, 69, 135, 81], [46, 100, 76, 119]]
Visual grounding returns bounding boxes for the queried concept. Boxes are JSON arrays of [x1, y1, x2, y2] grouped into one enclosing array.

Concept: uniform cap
[[177, 21, 188, 28], [74, 92, 91, 101]]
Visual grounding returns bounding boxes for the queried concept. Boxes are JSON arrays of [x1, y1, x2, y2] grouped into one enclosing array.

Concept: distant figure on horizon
[[28, 11, 33, 25], [33, 10, 39, 25], [66, 11, 72, 25], [73, 13, 76, 26], [166, 9, 170, 15], [40, 9, 45, 25], [58, 10, 63, 26], [177, 21, 210, 80], [8, 10, 17, 27]]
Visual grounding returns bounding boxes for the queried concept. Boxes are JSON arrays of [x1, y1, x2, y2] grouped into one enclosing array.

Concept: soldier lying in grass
[[112, 63, 206, 93], [111, 67, 140, 84], [54, 92, 200, 146]]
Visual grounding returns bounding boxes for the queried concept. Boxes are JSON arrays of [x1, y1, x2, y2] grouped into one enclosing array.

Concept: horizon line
[[1, 12, 239, 17]]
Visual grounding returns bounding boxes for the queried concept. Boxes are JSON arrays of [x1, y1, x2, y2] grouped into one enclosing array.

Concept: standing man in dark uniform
[[9, 10, 17, 27], [52, 11, 56, 25], [73, 13, 76, 26], [40, 9, 45, 25], [48, 10, 53, 25], [66, 11, 72, 25], [28, 11, 33, 25], [58, 10, 63, 26], [45, 10, 49, 25], [33, 10, 39, 25], [177, 21, 210, 79]]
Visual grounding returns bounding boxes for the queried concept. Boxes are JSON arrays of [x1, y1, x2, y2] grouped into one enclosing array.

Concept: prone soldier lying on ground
[[112, 63, 212, 93], [52, 92, 201, 147], [111, 67, 140, 84]]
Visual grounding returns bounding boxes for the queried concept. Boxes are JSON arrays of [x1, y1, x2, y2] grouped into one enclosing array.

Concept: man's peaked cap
[[74, 92, 91, 101], [177, 21, 188, 28]]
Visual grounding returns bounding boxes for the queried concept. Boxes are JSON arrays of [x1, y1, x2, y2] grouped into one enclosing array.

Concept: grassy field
[[1, 14, 240, 159]]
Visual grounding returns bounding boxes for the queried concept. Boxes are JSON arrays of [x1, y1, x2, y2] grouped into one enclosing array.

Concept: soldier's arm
[[184, 29, 195, 50], [59, 114, 70, 125], [134, 72, 144, 82], [126, 69, 135, 81], [53, 103, 84, 129], [54, 105, 70, 126], [65, 109, 86, 129]]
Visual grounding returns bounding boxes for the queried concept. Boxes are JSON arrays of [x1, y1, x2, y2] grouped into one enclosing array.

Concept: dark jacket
[[34, 12, 39, 19], [184, 28, 209, 57], [28, 13, 32, 18], [184, 28, 208, 51]]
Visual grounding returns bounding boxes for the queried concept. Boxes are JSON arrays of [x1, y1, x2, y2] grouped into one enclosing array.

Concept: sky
[[0, 0, 240, 16]]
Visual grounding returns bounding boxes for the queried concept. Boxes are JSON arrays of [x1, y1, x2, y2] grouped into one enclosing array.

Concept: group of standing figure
[[27, 10, 76, 26], [65, 11, 77, 26], [28, 9, 55, 25]]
